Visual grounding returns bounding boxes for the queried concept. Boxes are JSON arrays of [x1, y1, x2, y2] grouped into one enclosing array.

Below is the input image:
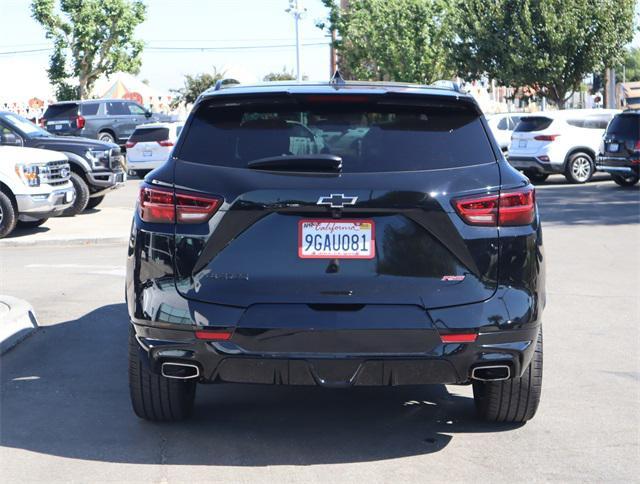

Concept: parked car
[[486, 113, 524, 153], [0, 111, 126, 213], [126, 81, 545, 423], [125, 122, 184, 177], [508, 109, 620, 183], [0, 145, 74, 238], [40, 99, 158, 144], [597, 110, 640, 186]]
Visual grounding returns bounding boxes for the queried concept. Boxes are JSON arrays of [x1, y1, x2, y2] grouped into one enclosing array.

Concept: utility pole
[[286, 0, 306, 82]]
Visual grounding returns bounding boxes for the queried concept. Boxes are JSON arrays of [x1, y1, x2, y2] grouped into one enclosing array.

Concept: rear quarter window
[[178, 97, 496, 172], [43, 103, 79, 119], [80, 102, 100, 116]]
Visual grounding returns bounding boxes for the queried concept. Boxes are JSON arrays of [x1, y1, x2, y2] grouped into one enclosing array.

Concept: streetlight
[[286, 0, 306, 81]]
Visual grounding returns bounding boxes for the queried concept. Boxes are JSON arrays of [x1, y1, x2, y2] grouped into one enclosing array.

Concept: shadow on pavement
[[0, 304, 519, 466], [536, 181, 639, 226], [6, 226, 50, 238]]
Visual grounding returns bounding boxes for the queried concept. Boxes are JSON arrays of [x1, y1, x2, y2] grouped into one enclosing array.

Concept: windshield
[[2, 113, 51, 137], [178, 97, 495, 172]]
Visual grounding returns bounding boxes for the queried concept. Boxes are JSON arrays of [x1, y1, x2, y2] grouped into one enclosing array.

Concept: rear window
[[80, 102, 100, 116], [43, 103, 79, 119], [514, 117, 553, 132], [606, 114, 640, 139], [130, 127, 170, 142], [178, 97, 495, 172]]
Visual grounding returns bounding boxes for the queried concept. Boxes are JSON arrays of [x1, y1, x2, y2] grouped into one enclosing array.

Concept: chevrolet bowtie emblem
[[317, 194, 358, 208]]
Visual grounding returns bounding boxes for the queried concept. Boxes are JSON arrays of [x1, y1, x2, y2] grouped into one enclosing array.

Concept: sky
[[0, 0, 332, 100]]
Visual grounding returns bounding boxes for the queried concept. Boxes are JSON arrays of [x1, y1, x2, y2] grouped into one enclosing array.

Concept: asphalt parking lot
[[0, 177, 638, 482]]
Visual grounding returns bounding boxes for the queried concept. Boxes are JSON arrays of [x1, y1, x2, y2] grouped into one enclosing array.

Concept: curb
[[0, 235, 128, 248], [0, 296, 39, 354]]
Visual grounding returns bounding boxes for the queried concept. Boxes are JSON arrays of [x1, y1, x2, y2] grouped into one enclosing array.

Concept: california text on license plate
[[298, 219, 375, 259]]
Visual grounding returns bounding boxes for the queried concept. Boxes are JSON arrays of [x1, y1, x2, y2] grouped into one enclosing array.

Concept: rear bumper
[[596, 156, 639, 175], [508, 156, 562, 174], [132, 322, 540, 386]]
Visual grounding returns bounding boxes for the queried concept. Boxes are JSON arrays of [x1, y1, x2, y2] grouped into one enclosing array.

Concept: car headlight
[[14, 164, 40, 187], [86, 149, 110, 168]]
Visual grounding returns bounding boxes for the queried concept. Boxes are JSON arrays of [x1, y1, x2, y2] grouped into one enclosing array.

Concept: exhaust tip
[[471, 365, 511, 381], [161, 362, 200, 380]]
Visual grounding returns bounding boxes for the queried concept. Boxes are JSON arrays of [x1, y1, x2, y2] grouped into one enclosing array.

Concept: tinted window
[[178, 98, 496, 172], [583, 116, 610, 129], [607, 114, 640, 139], [127, 103, 146, 115], [106, 101, 128, 115], [176, 125, 183, 137], [514, 117, 553, 132], [497, 117, 508, 130], [43, 103, 79, 119], [80, 102, 100, 116], [130, 127, 170, 142]]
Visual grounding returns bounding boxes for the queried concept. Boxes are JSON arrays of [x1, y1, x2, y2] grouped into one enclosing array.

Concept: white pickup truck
[[0, 146, 75, 238]]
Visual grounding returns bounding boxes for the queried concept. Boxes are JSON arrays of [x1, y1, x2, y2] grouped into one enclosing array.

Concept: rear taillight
[[138, 186, 222, 224], [125, 140, 136, 149], [157, 139, 174, 147], [39, 118, 46, 128], [534, 134, 560, 141], [76, 115, 85, 129], [634, 140, 640, 150], [453, 187, 535, 226]]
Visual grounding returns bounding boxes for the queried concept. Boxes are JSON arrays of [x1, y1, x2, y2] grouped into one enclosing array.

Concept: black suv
[[126, 81, 545, 423], [0, 111, 126, 213], [41, 99, 157, 144], [597, 111, 640, 186]]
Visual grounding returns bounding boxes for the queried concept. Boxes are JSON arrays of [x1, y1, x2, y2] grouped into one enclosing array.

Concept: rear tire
[[63, 172, 90, 215], [85, 195, 105, 209], [128, 325, 196, 421], [98, 131, 116, 144], [473, 328, 543, 423], [0, 191, 17, 239], [564, 152, 594, 184], [17, 218, 48, 229], [612, 173, 640, 187]]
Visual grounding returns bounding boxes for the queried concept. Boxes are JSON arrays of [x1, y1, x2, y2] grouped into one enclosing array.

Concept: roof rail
[[431, 80, 464, 93], [214, 78, 241, 91]]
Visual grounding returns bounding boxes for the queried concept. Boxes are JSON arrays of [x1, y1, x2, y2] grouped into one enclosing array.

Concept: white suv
[[125, 122, 183, 177], [508, 109, 620, 183]]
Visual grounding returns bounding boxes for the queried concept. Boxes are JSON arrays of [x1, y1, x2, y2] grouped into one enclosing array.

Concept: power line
[[146, 42, 328, 52], [0, 48, 51, 55]]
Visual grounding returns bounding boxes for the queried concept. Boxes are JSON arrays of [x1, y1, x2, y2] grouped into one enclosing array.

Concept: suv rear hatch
[[168, 92, 502, 310], [510, 116, 555, 154], [42, 103, 82, 134], [602, 113, 640, 159], [126, 126, 172, 161]]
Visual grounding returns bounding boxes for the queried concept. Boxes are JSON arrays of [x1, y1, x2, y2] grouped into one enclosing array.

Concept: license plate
[[143, 151, 152, 157], [53, 124, 62, 130], [518, 139, 527, 148], [299, 219, 375, 259], [608, 143, 619, 152]]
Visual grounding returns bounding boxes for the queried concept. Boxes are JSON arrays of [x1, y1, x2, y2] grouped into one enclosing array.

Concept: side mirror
[[144, 111, 152, 118], [0, 133, 22, 146]]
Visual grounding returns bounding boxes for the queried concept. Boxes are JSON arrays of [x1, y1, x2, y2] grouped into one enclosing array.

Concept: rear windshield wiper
[[247, 154, 342, 172]]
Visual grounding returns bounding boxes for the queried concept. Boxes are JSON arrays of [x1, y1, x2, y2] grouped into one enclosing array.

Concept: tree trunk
[[78, 75, 87, 100]]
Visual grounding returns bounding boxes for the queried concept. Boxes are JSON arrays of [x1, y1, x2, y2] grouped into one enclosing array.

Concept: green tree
[[263, 67, 296, 81], [31, 0, 146, 100], [170, 67, 227, 107], [451, 0, 635, 108], [318, 0, 454, 83], [622, 47, 640, 83]]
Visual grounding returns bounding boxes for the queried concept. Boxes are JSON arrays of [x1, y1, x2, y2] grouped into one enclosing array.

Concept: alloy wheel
[[571, 156, 592, 182]]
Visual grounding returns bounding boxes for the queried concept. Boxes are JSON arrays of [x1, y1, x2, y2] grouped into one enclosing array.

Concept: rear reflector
[[440, 333, 477, 343], [195, 330, 233, 341], [534, 134, 560, 141], [452, 187, 535, 226], [76, 114, 86, 129], [139, 185, 222, 224]]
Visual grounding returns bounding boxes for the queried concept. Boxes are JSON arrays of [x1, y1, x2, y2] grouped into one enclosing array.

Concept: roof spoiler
[[214, 78, 241, 91]]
